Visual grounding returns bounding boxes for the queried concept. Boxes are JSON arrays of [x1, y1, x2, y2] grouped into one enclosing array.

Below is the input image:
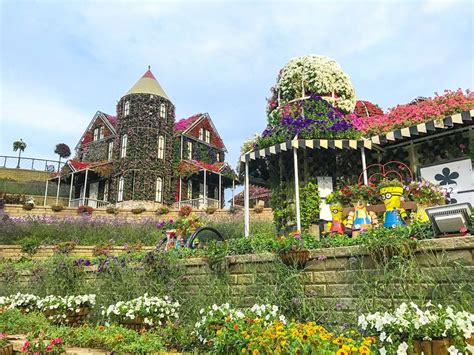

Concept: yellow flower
[[241, 349, 246, 353], [336, 349, 349, 355], [216, 329, 222, 336], [252, 350, 259, 355]]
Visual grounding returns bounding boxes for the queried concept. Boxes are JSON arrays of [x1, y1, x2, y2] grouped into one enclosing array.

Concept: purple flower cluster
[[74, 258, 92, 267]]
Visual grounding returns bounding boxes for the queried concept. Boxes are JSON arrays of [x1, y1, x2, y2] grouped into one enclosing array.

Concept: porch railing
[[69, 198, 113, 209], [175, 197, 220, 209], [0, 155, 65, 172]]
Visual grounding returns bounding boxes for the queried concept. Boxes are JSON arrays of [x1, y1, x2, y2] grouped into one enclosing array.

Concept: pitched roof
[[104, 113, 117, 127], [67, 159, 101, 171], [174, 113, 203, 133], [124, 68, 169, 99]]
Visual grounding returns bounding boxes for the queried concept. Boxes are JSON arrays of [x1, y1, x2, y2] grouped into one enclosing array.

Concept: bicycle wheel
[[186, 227, 224, 249]]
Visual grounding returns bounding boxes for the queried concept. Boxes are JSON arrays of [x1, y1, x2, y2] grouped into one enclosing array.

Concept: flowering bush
[[179, 205, 192, 217], [21, 332, 63, 354], [358, 302, 474, 354], [103, 294, 180, 328], [36, 294, 96, 324], [339, 184, 379, 205], [2, 293, 40, 313], [354, 100, 384, 117], [77, 205, 93, 215], [274, 55, 357, 113], [352, 89, 474, 136], [194, 303, 286, 348], [405, 180, 447, 205]]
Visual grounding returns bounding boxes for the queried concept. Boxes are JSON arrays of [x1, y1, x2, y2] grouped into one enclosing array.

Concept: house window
[[108, 141, 114, 161], [187, 180, 193, 199], [155, 177, 163, 202], [199, 128, 204, 141], [117, 177, 124, 202], [124, 101, 130, 116], [205, 130, 210, 144], [99, 126, 104, 140], [214, 187, 219, 200], [187, 141, 193, 160], [103, 182, 109, 202], [93, 128, 99, 141], [120, 134, 128, 158], [216, 152, 220, 162], [160, 103, 166, 118], [158, 135, 165, 159]]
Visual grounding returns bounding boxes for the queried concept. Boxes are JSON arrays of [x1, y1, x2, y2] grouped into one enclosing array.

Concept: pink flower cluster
[[352, 89, 474, 136]]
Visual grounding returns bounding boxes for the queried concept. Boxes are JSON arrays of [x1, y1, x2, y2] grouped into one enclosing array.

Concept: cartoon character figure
[[346, 200, 379, 238], [380, 185, 407, 228], [328, 204, 345, 234], [165, 230, 176, 250]]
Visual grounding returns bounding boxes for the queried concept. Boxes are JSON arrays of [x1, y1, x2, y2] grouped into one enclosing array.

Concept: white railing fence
[[174, 197, 220, 209], [0, 155, 65, 172], [69, 198, 112, 209]]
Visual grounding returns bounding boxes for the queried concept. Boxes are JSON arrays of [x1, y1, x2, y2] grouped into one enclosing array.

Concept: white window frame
[[155, 177, 163, 202], [99, 126, 104, 140], [216, 152, 220, 162], [160, 103, 166, 118], [103, 182, 109, 202], [205, 129, 210, 144], [117, 177, 124, 202], [124, 101, 130, 116], [158, 135, 165, 160], [187, 141, 193, 160], [108, 141, 114, 161], [120, 134, 128, 158], [93, 128, 99, 141], [199, 128, 204, 141], [187, 180, 193, 199]]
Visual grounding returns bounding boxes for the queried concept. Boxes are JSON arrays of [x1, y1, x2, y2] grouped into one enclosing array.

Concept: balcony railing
[[69, 198, 112, 209], [0, 155, 65, 172], [175, 197, 220, 209]]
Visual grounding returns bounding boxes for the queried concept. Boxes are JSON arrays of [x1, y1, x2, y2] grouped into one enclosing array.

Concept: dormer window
[[160, 103, 166, 118], [199, 128, 204, 141], [93, 128, 99, 141], [187, 141, 193, 160], [124, 101, 130, 116], [205, 129, 210, 144]]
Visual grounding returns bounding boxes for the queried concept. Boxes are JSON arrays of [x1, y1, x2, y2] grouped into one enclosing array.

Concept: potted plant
[[0, 333, 12, 355], [51, 204, 64, 212], [106, 206, 119, 214], [378, 179, 408, 228], [103, 294, 180, 330], [406, 180, 446, 222], [131, 206, 146, 214], [253, 205, 264, 214], [206, 206, 217, 215], [22, 197, 35, 211], [156, 206, 170, 215], [179, 205, 192, 217], [277, 231, 309, 268], [77, 205, 93, 215]]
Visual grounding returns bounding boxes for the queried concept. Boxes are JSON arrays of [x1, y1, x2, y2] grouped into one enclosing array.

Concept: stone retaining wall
[[3, 204, 273, 221], [2, 237, 473, 317]]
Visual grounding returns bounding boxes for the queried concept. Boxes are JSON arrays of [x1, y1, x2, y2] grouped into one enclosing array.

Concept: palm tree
[[12, 139, 27, 168], [54, 143, 71, 172]]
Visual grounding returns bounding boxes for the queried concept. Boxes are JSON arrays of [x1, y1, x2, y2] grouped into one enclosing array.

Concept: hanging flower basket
[[43, 307, 90, 326], [279, 250, 310, 269], [412, 338, 451, 355]]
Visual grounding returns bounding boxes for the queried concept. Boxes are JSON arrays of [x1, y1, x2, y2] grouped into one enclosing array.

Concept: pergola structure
[[240, 110, 474, 237]]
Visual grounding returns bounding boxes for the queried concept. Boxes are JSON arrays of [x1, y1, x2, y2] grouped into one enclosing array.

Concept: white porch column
[[203, 169, 207, 208], [43, 179, 49, 206], [232, 180, 235, 207], [178, 177, 182, 208], [293, 147, 301, 232], [218, 173, 222, 208], [361, 147, 368, 185], [55, 176, 61, 205], [244, 161, 250, 237], [68, 172, 74, 207], [82, 168, 89, 206]]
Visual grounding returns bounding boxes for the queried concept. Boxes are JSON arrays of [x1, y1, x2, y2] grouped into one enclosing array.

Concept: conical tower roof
[[124, 68, 169, 99]]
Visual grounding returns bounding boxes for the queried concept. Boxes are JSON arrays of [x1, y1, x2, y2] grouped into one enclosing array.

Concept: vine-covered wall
[[109, 93, 175, 203]]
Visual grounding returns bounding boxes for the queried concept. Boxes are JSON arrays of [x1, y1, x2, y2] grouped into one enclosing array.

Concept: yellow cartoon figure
[[328, 204, 345, 234], [380, 182, 407, 228]]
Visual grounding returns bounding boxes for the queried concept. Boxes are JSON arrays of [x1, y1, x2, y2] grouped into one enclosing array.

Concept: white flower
[[397, 342, 408, 355], [379, 332, 386, 342], [379, 347, 387, 355], [447, 345, 461, 355]]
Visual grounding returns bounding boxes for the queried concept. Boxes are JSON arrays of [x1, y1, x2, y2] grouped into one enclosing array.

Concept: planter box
[[0, 344, 13, 355], [43, 307, 90, 326], [279, 250, 310, 269], [412, 338, 451, 355]]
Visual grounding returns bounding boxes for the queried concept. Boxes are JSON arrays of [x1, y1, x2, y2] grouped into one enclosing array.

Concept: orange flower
[[97, 326, 105, 331], [234, 324, 239, 330]]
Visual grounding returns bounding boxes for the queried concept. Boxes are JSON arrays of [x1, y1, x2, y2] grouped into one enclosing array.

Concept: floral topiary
[[272, 55, 357, 115]]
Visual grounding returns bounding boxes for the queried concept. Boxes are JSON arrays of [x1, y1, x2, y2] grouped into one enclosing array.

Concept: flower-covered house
[[54, 68, 236, 209]]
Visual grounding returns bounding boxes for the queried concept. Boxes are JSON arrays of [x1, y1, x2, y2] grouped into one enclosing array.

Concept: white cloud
[[422, 0, 459, 13]]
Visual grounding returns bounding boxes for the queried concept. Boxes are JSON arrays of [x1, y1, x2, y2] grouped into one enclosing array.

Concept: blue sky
[[1, 0, 473, 170]]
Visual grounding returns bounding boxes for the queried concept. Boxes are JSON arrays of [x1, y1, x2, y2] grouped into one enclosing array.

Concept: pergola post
[[361, 147, 368, 185], [82, 168, 89, 206], [178, 177, 182, 208], [232, 180, 235, 207], [293, 147, 301, 232], [43, 179, 49, 206], [244, 161, 250, 237], [68, 172, 74, 207], [218, 173, 222, 209], [55, 176, 61, 205], [203, 169, 207, 208]]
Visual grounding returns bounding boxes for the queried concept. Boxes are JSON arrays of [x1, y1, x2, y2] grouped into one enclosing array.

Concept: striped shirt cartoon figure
[[380, 184, 407, 228], [346, 200, 378, 238]]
